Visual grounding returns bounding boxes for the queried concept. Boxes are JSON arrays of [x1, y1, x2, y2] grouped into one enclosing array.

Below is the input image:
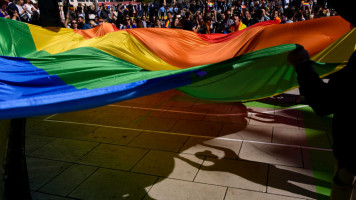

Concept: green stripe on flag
[[24, 44, 341, 102], [179, 44, 340, 102], [0, 18, 37, 57]]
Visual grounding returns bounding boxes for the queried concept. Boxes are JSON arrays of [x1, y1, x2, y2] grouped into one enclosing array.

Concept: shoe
[[330, 181, 354, 200], [330, 167, 356, 200]]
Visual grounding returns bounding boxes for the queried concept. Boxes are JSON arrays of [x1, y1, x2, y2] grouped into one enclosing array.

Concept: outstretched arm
[[288, 46, 334, 116]]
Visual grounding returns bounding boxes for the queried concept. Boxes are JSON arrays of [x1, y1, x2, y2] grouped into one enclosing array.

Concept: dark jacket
[[295, 51, 356, 172], [100, 8, 109, 20], [7, 2, 19, 20]]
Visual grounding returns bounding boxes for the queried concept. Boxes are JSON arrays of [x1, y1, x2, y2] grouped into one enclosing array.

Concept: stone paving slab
[[132, 150, 204, 181], [127, 131, 189, 152], [145, 178, 227, 200], [27, 157, 70, 191], [25, 89, 336, 200], [69, 168, 157, 200], [179, 137, 242, 159], [194, 158, 268, 192], [239, 142, 303, 167], [77, 144, 148, 171], [29, 138, 98, 163], [267, 165, 319, 199], [225, 188, 306, 200], [39, 164, 97, 196]]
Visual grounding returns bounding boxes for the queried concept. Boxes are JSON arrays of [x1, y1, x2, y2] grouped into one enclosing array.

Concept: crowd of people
[[1, 0, 40, 23], [1, 0, 337, 34]]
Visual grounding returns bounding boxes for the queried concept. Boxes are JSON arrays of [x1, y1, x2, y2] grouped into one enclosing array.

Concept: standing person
[[143, 3, 148, 17], [69, 19, 78, 29], [127, 2, 133, 18], [100, 4, 109, 21], [226, 14, 246, 33], [287, 0, 356, 199], [182, 11, 199, 32], [173, 4, 179, 15], [148, 2, 154, 20], [171, 15, 180, 29], [154, 18, 161, 28], [153, 1, 159, 18], [164, 11, 173, 28], [294, 10, 305, 22], [85, 4, 96, 21], [14, 0, 26, 21], [147, 15, 156, 27], [0, 1, 10, 18], [7, 0, 19, 20], [135, 17, 144, 28], [159, 3, 165, 19], [59, 4, 65, 24], [97, 17, 105, 26], [271, 10, 281, 21], [201, 17, 213, 34], [67, 4, 76, 21], [141, 15, 147, 28], [77, 15, 91, 29], [23, 0, 38, 23], [168, 4, 173, 13], [242, 10, 254, 26], [254, 8, 270, 23], [282, 8, 294, 23], [63, 0, 68, 19], [76, 3, 84, 18], [213, 12, 226, 33], [120, 16, 136, 29], [137, 2, 143, 17]]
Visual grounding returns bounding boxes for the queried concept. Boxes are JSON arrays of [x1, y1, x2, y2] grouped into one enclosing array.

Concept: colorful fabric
[[0, 16, 353, 119], [208, 2, 214, 7], [228, 22, 247, 33], [0, 10, 8, 18], [121, 24, 136, 29], [165, 20, 171, 28], [302, 1, 309, 6]]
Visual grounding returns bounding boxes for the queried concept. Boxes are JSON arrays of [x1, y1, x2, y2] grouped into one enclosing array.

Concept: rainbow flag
[[0, 17, 353, 119], [302, 1, 309, 6], [208, 2, 214, 7], [165, 20, 171, 28]]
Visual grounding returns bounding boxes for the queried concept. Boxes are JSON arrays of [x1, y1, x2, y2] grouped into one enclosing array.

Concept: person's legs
[[330, 164, 356, 200]]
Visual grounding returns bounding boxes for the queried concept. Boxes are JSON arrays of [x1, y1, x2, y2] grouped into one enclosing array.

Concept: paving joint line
[[42, 119, 333, 152]]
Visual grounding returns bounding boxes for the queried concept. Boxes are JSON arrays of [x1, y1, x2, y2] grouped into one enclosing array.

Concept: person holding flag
[[288, 0, 356, 198], [68, 4, 74, 12], [226, 14, 246, 33], [207, 1, 213, 12], [302, 0, 309, 7], [164, 11, 173, 28], [208, 1, 213, 8]]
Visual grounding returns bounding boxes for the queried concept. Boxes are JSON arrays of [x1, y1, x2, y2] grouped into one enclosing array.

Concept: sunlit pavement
[[26, 88, 336, 200]]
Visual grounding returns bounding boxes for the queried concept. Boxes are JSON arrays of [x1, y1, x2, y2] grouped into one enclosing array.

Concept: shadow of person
[[140, 98, 327, 199], [27, 90, 333, 200], [258, 93, 302, 108], [176, 143, 330, 200], [248, 108, 301, 128]]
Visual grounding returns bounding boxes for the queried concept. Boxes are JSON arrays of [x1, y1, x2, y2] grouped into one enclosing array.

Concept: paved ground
[[25, 88, 336, 200]]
